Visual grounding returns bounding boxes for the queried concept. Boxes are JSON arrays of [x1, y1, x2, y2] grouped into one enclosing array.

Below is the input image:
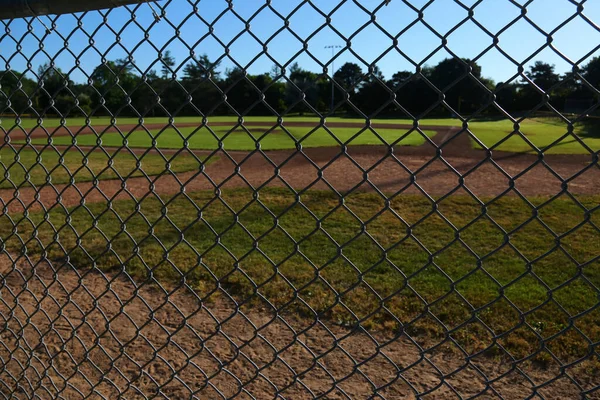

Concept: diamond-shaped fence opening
[[1, 0, 600, 398]]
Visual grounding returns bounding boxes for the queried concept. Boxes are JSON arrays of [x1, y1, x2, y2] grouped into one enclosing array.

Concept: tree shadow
[[527, 117, 600, 153], [577, 118, 600, 139]]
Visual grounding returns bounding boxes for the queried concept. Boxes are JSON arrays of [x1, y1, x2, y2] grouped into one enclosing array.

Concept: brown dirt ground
[[1, 122, 599, 398], [0, 254, 596, 399]]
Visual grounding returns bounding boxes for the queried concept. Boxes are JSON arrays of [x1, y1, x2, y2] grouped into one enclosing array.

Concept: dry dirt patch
[[0, 254, 595, 399]]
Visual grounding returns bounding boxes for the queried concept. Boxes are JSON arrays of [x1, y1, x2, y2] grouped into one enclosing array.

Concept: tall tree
[[428, 58, 483, 87], [183, 54, 221, 82], [387, 70, 437, 116], [37, 63, 78, 116], [366, 65, 385, 82], [334, 62, 364, 92], [351, 65, 389, 116], [90, 59, 138, 115], [494, 81, 520, 112], [285, 62, 321, 114], [427, 58, 493, 115], [161, 50, 176, 80], [269, 63, 284, 81], [389, 71, 412, 88], [0, 70, 37, 116], [516, 61, 561, 111], [583, 57, 600, 89], [524, 61, 560, 90], [218, 68, 285, 115], [130, 69, 161, 117]]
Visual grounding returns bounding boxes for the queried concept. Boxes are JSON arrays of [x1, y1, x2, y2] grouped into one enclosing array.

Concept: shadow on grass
[[578, 118, 600, 139], [549, 118, 600, 150]]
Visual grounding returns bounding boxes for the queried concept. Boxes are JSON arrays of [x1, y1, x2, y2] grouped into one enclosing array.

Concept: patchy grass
[[0, 147, 211, 189], [25, 125, 436, 151], [2, 188, 599, 363]]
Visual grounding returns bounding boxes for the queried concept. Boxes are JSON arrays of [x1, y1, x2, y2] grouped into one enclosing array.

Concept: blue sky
[[1, 0, 599, 84]]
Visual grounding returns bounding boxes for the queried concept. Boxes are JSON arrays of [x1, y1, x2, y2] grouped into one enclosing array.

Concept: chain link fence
[[0, 0, 599, 398]]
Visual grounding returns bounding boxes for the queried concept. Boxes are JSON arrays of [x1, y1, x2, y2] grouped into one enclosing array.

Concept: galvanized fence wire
[[0, 0, 600, 398]]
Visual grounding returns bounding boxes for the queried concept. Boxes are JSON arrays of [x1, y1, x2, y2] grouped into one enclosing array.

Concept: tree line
[[1, 51, 600, 119]]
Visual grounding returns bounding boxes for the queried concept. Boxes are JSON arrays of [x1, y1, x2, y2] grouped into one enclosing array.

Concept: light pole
[[325, 45, 342, 114]]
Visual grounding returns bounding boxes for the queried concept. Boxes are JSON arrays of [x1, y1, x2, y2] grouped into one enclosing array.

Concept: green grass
[[468, 118, 600, 154], [0, 115, 456, 130], [5, 115, 600, 153], [0, 147, 210, 189], [24, 125, 436, 151], [2, 188, 599, 363]]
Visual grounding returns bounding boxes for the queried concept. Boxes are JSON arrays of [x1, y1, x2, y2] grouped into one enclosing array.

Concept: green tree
[[0, 70, 37, 116], [161, 50, 176, 80], [387, 70, 437, 116], [494, 81, 520, 112], [389, 71, 412, 88], [285, 62, 321, 114], [218, 67, 286, 115], [75, 93, 92, 115], [131, 69, 161, 117], [334, 62, 364, 93], [524, 61, 560, 90], [90, 59, 138, 115], [183, 54, 221, 82], [366, 65, 385, 82], [37, 63, 77, 116], [427, 58, 493, 115], [583, 57, 600, 89], [269, 64, 284, 82], [517, 61, 561, 111]]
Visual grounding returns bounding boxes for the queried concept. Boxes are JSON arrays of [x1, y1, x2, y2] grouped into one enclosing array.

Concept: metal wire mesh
[[0, 0, 599, 398]]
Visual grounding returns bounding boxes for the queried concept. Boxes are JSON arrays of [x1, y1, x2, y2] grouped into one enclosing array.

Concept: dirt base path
[[1, 145, 598, 214], [1, 121, 599, 214], [0, 254, 593, 399]]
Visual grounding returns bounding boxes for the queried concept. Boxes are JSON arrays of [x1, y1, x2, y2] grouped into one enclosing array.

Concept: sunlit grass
[[24, 125, 436, 150], [467, 118, 600, 154], [6, 115, 599, 153], [2, 187, 599, 363], [0, 147, 211, 189]]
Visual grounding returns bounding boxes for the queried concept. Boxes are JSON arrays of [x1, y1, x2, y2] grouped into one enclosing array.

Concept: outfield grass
[[5, 115, 600, 153], [0, 115, 455, 130], [24, 125, 436, 151], [0, 147, 209, 189], [2, 188, 599, 362], [468, 118, 600, 154]]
